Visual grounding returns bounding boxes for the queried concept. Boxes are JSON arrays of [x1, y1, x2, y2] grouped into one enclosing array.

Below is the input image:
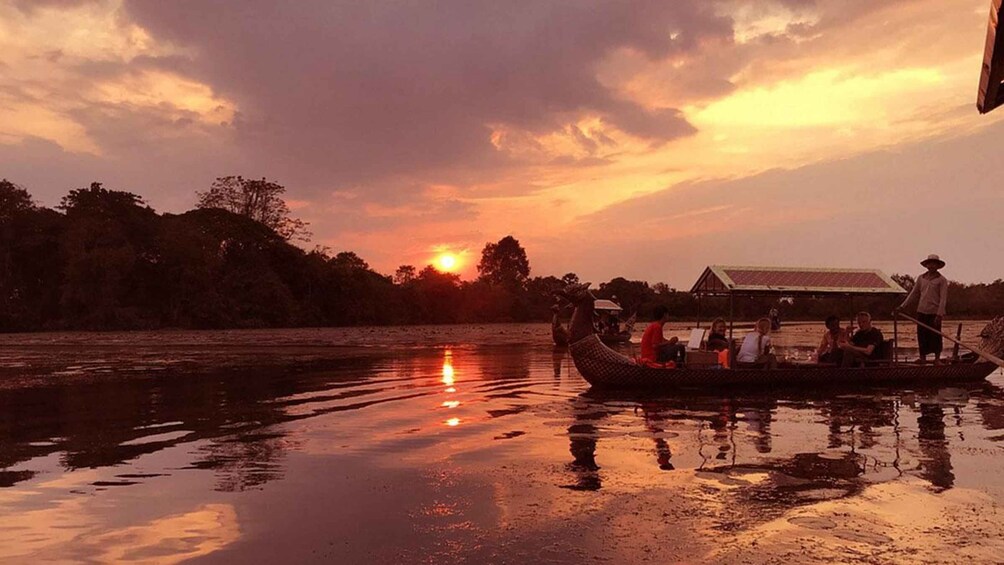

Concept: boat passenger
[[737, 318, 777, 369], [839, 312, 884, 367], [605, 312, 621, 336], [640, 306, 685, 364], [705, 318, 729, 352], [816, 315, 847, 364]]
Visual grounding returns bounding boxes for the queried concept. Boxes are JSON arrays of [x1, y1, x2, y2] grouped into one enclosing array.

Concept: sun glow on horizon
[[434, 253, 459, 272]]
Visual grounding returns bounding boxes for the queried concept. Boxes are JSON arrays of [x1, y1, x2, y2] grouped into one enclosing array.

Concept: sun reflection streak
[[441, 350, 462, 426], [442, 350, 455, 386]]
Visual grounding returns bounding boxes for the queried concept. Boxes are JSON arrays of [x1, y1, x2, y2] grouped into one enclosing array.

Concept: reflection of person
[[640, 404, 675, 470], [917, 403, 955, 490], [705, 318, 729, 352], [565, 396, 608, 491], [769, 306, 781, 330], [897, 254, 948, 365], [839, 312, 884, 367], [816, 315, 847, 364], [640, 306, 685, 364], [737, 318, 777, 369]]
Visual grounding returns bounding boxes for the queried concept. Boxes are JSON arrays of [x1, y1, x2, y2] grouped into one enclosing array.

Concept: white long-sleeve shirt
[[737, 331, 771, 362], [899, 272, 948, 317]]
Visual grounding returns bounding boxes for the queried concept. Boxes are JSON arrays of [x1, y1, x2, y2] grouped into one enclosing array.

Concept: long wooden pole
[[897, 312, 1004, 368]]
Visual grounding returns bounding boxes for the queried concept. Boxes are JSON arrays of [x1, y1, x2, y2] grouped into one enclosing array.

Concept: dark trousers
[[656, 342, 685, 363], [841, 349, 871, 367], [819, 350, 843, 365], [917, 313, 943, 356]]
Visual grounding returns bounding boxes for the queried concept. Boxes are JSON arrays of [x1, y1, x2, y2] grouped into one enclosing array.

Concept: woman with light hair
[[737, 317, 777, 369]]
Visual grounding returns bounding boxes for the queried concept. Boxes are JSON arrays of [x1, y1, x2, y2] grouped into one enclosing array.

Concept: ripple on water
[[0, 327, 1003, 564]]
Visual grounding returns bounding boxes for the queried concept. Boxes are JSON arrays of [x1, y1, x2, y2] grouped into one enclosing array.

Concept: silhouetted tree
[[58, 183, 160, 328], [0, 179, 33, 219], [0, 180, 61, 330], [394, 265, 417, 284], [332, 251, 368, 271], [196, 176, 310, 241], [891, 273, 915, 291], [477, 235, 530, 289], [561, 272, 580, 286]]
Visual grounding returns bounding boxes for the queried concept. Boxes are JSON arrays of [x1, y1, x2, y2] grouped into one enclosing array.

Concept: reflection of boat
[[558, 281, 1002, 389], [569, 381, 975, 495]]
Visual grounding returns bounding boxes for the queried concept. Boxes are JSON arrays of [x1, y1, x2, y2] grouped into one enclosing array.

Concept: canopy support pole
[[696, 294, 702, 328], [893, 311, 899, 365], [728, 294, 734, 342]]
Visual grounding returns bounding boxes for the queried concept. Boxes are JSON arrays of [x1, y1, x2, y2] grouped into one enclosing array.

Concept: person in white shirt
[[896, 254, 949, 365], [737, 318, 777, 369]]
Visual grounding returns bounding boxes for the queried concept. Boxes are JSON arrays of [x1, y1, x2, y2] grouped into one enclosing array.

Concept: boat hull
[[570, 334, 998, 389]]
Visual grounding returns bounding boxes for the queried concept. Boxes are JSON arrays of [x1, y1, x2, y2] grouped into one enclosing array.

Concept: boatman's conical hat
[[921, 254, 945, 269]]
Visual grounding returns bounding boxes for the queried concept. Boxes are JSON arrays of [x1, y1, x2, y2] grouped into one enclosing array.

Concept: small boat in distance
[[552, 298, 635, 347], [556, 269, 1004, 389]]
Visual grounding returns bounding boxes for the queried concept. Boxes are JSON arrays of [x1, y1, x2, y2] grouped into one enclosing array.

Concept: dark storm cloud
[[120, 0, 732, 194]]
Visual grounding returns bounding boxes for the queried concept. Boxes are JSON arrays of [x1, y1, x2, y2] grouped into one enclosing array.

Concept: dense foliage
[[1, 179, 1002, 331]]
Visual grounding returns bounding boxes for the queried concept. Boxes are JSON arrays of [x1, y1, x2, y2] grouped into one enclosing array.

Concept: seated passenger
[[705, 318, 729, 352], [640, 306, 685, 364], [838, 312, 884, 367], [593, 312, 606, 334], [816, 315, 847, 364], [737, 318, 777, 369], [605, 312, 621, 335]]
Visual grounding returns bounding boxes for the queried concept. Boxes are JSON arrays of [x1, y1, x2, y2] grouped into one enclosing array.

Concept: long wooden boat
[[570, 334, 998, 388], [557, 283, 1003, 389]]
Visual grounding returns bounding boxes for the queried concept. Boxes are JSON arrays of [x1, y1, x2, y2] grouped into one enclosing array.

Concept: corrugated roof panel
[[690, 265, 906, 295]]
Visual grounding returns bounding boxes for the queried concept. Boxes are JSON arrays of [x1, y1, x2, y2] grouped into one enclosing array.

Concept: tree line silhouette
[[1, 178, 1001, 332]]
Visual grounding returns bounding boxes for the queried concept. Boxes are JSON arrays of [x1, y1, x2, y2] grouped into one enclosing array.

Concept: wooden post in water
[[952, 323, 963, 362]]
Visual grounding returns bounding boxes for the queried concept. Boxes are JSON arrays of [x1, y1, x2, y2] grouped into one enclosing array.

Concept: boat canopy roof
[[979, 0, 1004, 114], [594, 299, 623, 312], [690, 265, 906, 296]]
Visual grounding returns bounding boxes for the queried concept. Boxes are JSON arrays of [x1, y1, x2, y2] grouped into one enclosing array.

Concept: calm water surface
[[1, 323, 1003, 564]]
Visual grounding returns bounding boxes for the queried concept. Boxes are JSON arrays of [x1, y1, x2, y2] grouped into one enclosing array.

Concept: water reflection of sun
[[442, 351, 455, 386], [442, 350, 460, 426]]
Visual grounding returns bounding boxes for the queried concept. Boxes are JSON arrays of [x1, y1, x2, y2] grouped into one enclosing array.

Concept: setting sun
[[435, 253, 458, 272]]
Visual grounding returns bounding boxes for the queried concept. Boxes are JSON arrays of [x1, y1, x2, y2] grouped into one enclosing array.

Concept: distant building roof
[[594, 299, 623, 311], [690, 266, 907, 296], [979, 0, 1004, 114]]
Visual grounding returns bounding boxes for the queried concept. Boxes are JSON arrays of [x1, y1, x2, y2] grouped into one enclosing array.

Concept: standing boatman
[[896, 254, 949, 365]]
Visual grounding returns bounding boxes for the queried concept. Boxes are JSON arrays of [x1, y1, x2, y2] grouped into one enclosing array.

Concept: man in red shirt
[[640, 306, 684, 364]]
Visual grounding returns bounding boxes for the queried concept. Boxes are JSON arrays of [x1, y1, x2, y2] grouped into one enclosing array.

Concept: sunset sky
[[2, 0, 1002, 286]]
